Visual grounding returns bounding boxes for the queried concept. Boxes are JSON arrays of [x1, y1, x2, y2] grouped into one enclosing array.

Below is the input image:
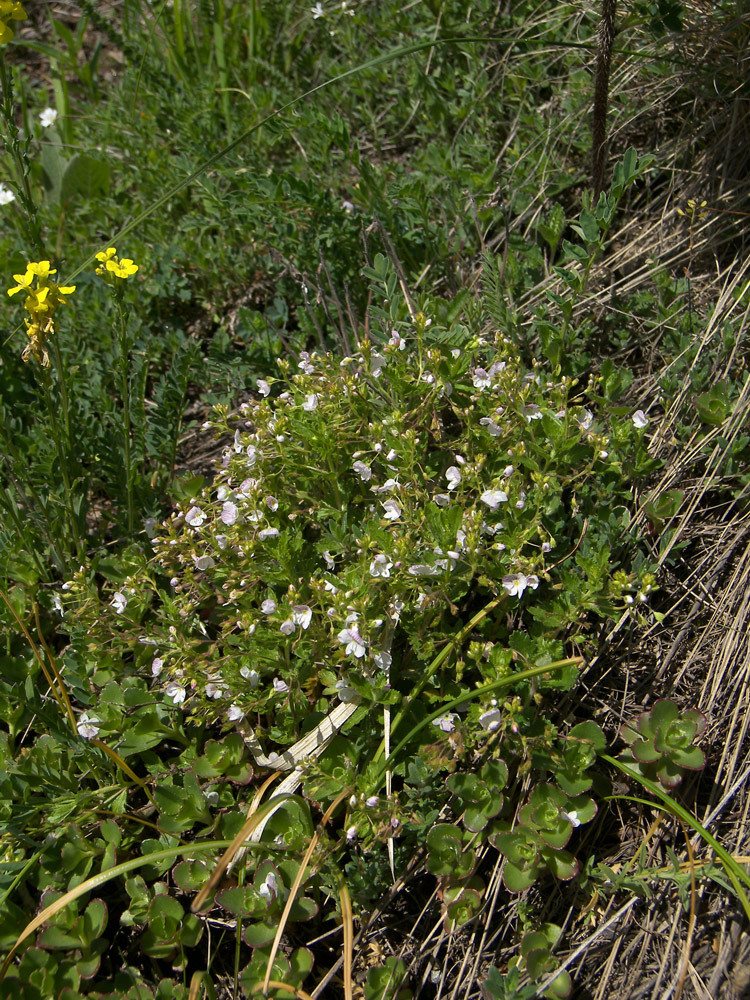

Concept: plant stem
[[38, 366, 82, 564], [0, 53, 43, 256], [115, 294, 135, 534]]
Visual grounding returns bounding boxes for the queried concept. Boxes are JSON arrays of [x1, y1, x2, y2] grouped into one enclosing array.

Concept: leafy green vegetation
[[1, 1, 749, 997]]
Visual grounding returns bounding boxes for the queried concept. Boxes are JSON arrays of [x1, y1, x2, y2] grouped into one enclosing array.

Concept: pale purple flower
[[193, 554, 216, 571], [216, 534, 228, 549], [374, 477, 399, 493], [445, 466, 461, 491], [388, 330, 407, 350], [266, 495, 279, 511], [246, 444, 258, 467], [479, 416, 502, 436], [338, 625, 367, 658], [370, 353, 387, 376], [240, 666, 260, 688], [382, 499, 401, 521], [369, 554, 393, 578], [258, 528, 279, 540], [111, 592, 127, 614], [303, 394, 318, 411], [480, 489, 508, 510], [226, 705, 244, 722], [562, 810, 581, 828], [273, 677, 289, 693], [185, 506, 206, 527], [261, 599, 277, 614], [366, 795, 379, 808], [293, 604, 312, 629], [280, 620, 295, 635], [521, 404, 542, 422], [221, 501, 239, 525], [165, 682, 186, 705], [373, 650, 392, 670], [353, 460, 372, 482], [479, 708, 502, 732], [77, 713, 100, 739], [472, 367, 492, 389], [541, 541, 551, 553], [433, 493, 450, 507], [432, 713, 457, 733], [259, 871, 278, 899], [152, 657, 164, 676], [503, 465, 514, 477], [577, 409, 593, 431], [336, 679, 358, 703], [632, 410, 649, 429], [257, 379, 271, 396], [205, 683, 225, 700], [298, 351, 314, 374], [515, 492, 526, 510]]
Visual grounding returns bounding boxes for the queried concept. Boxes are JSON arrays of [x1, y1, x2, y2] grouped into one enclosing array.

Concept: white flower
[[408, 563, 441, 576], [323, 550, 336, 570], [193, 554, 216, 571], [52, 594, 64, 616], [257, 379, 271, 396], [77, 713, 100, 739], [311, 2, 324, 17], [388, 330, 407, 350], [479, 709, 502, 732], [303, 393, 318, 411], [273, 677, 289, 693], [111, 592, 128, 614], [382, 499, 401, 521], [337, 625, 367, 658], [221, 501, 239, 525], [292, 604, 312, 629], [445, 466, 462, 491], [266, 495, 279, 511], [632, 409, 649, 429], [353, 460, 372, 482], [246, 444, 259, 467], [205, 683, 225, 700], [432, 713, 457, 733], [280, 619, 295, 635], [258, 528, 279, 540], [541, 541, 551, 553], [373, 650, 392, 670], [240, 666, 260, 688], [0, 182, 16, 205], [165, 682, 186, 705], [433, 493, 450, 507], [226, 705, 244, 722], [472, 367, 492, 389], [261, 599, 277, 614], [185, 505, 206, 527], [521, 404, 543, 421], [502, 573, 540, 598], [39, 107, 58, 128], [480, 489, 508, 510], [346, 825, 357, 842], [369, 554, 393, 578], [562, 810, 581, 828], [366, 795, 379, 808], [152, 657, 164, 676], [515, 492, 526, 510], [503, 465, 514, 477]]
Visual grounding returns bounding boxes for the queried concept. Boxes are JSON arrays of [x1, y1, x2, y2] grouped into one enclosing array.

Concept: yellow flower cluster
[[7, 261, 75, 366], [0, 1, 26, 45], [95, 247, 139, 281]]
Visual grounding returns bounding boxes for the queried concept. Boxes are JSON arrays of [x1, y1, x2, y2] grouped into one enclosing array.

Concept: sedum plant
[[618, 699, 707, 788]]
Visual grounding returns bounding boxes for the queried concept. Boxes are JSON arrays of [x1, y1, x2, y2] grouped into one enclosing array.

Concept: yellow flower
[[0, 1, 26, 44], [95, 247, 139, 280], [7, 259, 75, 364]]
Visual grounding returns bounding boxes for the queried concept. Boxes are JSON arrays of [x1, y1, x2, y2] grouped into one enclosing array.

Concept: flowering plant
[[67, 271, 656, 791]]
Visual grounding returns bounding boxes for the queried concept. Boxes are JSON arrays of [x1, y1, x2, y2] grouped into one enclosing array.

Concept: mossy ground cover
[[1, 2, 749, 998]]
